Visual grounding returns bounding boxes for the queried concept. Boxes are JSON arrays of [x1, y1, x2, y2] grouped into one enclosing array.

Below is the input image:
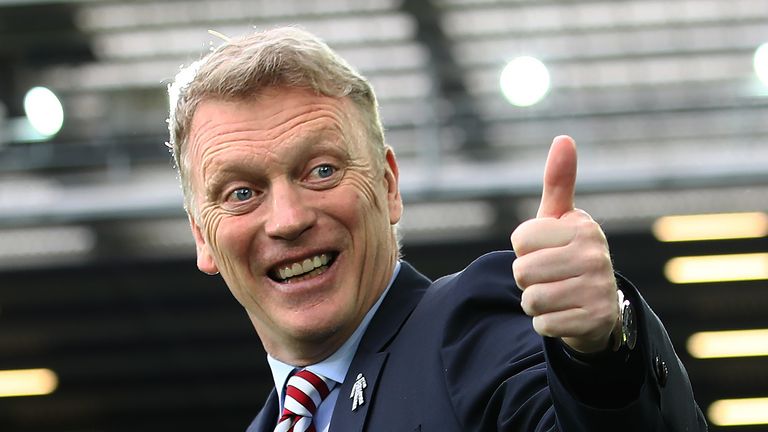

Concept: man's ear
[[189, 214, 219, 275], [384, 147, 403, 225]]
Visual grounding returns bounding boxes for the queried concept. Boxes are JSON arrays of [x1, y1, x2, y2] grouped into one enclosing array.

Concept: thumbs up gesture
[[511, 136, 620, 354]]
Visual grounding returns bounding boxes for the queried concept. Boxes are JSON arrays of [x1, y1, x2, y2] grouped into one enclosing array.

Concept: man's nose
[[264, 181, 316, 241]]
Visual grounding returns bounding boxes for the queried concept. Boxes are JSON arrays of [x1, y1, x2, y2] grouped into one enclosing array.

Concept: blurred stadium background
[[0, 0, 766, 430]]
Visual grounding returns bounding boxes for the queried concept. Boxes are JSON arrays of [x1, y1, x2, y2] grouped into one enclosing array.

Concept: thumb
[[536, 135, 577, 219]]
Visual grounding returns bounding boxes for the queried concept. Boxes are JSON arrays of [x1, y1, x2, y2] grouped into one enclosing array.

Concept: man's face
[[186, 87, 402, 364]]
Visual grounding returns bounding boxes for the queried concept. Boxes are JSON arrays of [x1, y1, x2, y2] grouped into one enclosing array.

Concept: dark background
[[0, 0, 767, 431], [2, 231, 767, 431]]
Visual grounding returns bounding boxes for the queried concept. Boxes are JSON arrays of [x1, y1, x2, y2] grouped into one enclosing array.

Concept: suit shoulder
[[413, 249, 534, 356], [422, 251, 547, 430], [428, 250, 520, 303]]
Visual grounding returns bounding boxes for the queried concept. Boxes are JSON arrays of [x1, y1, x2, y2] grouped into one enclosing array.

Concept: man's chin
[[288, 318, 343, 343], [275, 320, 350, 364]]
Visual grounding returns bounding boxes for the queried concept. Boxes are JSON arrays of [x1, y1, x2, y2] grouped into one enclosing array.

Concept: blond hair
[[167, 26, 385, 213]]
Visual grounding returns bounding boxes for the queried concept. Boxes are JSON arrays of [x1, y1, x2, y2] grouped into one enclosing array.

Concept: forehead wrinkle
[[199, 120, 350, 195], [193, 99, 350, 144], [261, 101, 351, 139], [209, 115, 345, 155], [202, 116, 344, 168], [192, 104, 350, 168]]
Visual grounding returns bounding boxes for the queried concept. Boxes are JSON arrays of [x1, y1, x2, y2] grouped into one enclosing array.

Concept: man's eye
[[312, 164, 336, 179], [230, 187, 253, 202]]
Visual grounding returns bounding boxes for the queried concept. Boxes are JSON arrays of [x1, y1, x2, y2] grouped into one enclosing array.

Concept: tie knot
[[275, 369, 335, 432]]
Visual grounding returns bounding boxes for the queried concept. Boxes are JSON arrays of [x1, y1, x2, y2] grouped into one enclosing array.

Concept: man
[[167, 27, 707, 431]]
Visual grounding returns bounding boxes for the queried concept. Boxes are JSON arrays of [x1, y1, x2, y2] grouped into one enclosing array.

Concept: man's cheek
[[340, 170, 383, 211]]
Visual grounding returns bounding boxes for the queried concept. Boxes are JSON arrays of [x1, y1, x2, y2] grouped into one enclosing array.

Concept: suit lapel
[[329, 262, 431, 431], [246, 389, 279, 432], [330, 351, 389, 430]]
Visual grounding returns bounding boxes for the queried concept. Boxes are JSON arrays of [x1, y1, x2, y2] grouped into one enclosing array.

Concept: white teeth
[[302, 259, 313, 273], [276, 253, 332, 281]]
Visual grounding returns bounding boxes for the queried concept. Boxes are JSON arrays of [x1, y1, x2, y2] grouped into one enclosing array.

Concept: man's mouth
[[270, 252, 337, 283]]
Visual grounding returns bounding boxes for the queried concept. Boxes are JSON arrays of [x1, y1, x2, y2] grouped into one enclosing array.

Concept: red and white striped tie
[[274, 369, 334, 432]]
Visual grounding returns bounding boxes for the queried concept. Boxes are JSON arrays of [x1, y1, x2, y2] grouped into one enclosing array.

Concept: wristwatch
[[611, 289, 637, 351]]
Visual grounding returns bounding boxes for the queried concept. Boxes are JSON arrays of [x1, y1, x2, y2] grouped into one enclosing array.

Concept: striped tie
[[274, 369, 334, 432]]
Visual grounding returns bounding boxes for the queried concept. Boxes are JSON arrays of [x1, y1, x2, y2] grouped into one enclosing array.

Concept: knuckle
[[521, 286, 544, 315], [534, 315, 554, 337], [512, 258, 530, 288], [511, 223, 533, 255], [573, 209, 596, 224], [584, 248, 606, 269], [579, 248, 611, 275], [593, 300, 618, 330], [576, 218, 603, 239], [520, 289, 534, 314], [578, 215, 598, 228], [512, 218, 551, 255]]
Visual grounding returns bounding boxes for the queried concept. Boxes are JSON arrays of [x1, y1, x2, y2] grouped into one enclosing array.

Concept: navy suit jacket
[[247, 251, 707, 431]]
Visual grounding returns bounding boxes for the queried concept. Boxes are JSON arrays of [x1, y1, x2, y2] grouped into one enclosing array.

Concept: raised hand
[[510, 136, 619, 354]]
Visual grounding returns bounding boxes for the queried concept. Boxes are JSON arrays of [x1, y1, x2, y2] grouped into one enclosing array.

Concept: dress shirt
[[267, 261, 402, 432]]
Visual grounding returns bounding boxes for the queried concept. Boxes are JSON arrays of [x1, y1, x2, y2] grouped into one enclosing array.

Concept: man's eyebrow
[[204, 164, 262, 196], [299, 126, 344, 146], [282, 130, 350, 163]]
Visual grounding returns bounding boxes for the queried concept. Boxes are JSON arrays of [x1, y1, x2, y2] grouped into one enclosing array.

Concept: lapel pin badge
[[350, 373, 367, 411]]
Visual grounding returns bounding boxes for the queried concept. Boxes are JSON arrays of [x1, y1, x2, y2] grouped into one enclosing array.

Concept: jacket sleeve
[[437, 251, 707, 432], [542, 275, 708, 431]]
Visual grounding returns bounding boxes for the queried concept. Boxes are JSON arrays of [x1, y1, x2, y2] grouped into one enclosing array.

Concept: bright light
[[500, 56, 550, 107], [755, 42, 768, 87], [0, 226, 96, 259], [665, 253, 768, 284], [709, 397, 768, 426], [688, 329, 768, 359], [0, 368, 58, 398], [653, 212, 768, 242], [23, 87, 64, 138]]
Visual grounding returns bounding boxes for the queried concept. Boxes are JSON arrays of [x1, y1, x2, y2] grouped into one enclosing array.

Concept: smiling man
[[185, 87, 401, 366], [167, 27, 707, 432]]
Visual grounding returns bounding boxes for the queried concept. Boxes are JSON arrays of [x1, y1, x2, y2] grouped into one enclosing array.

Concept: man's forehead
[[199, 87, 349, 115], [187, 96, 368, 162], [189, 91, 359, 141]]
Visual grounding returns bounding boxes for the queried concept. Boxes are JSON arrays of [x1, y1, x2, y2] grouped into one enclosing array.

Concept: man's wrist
[[560, 337, 619, 366], [560, 288, 637, 365]]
